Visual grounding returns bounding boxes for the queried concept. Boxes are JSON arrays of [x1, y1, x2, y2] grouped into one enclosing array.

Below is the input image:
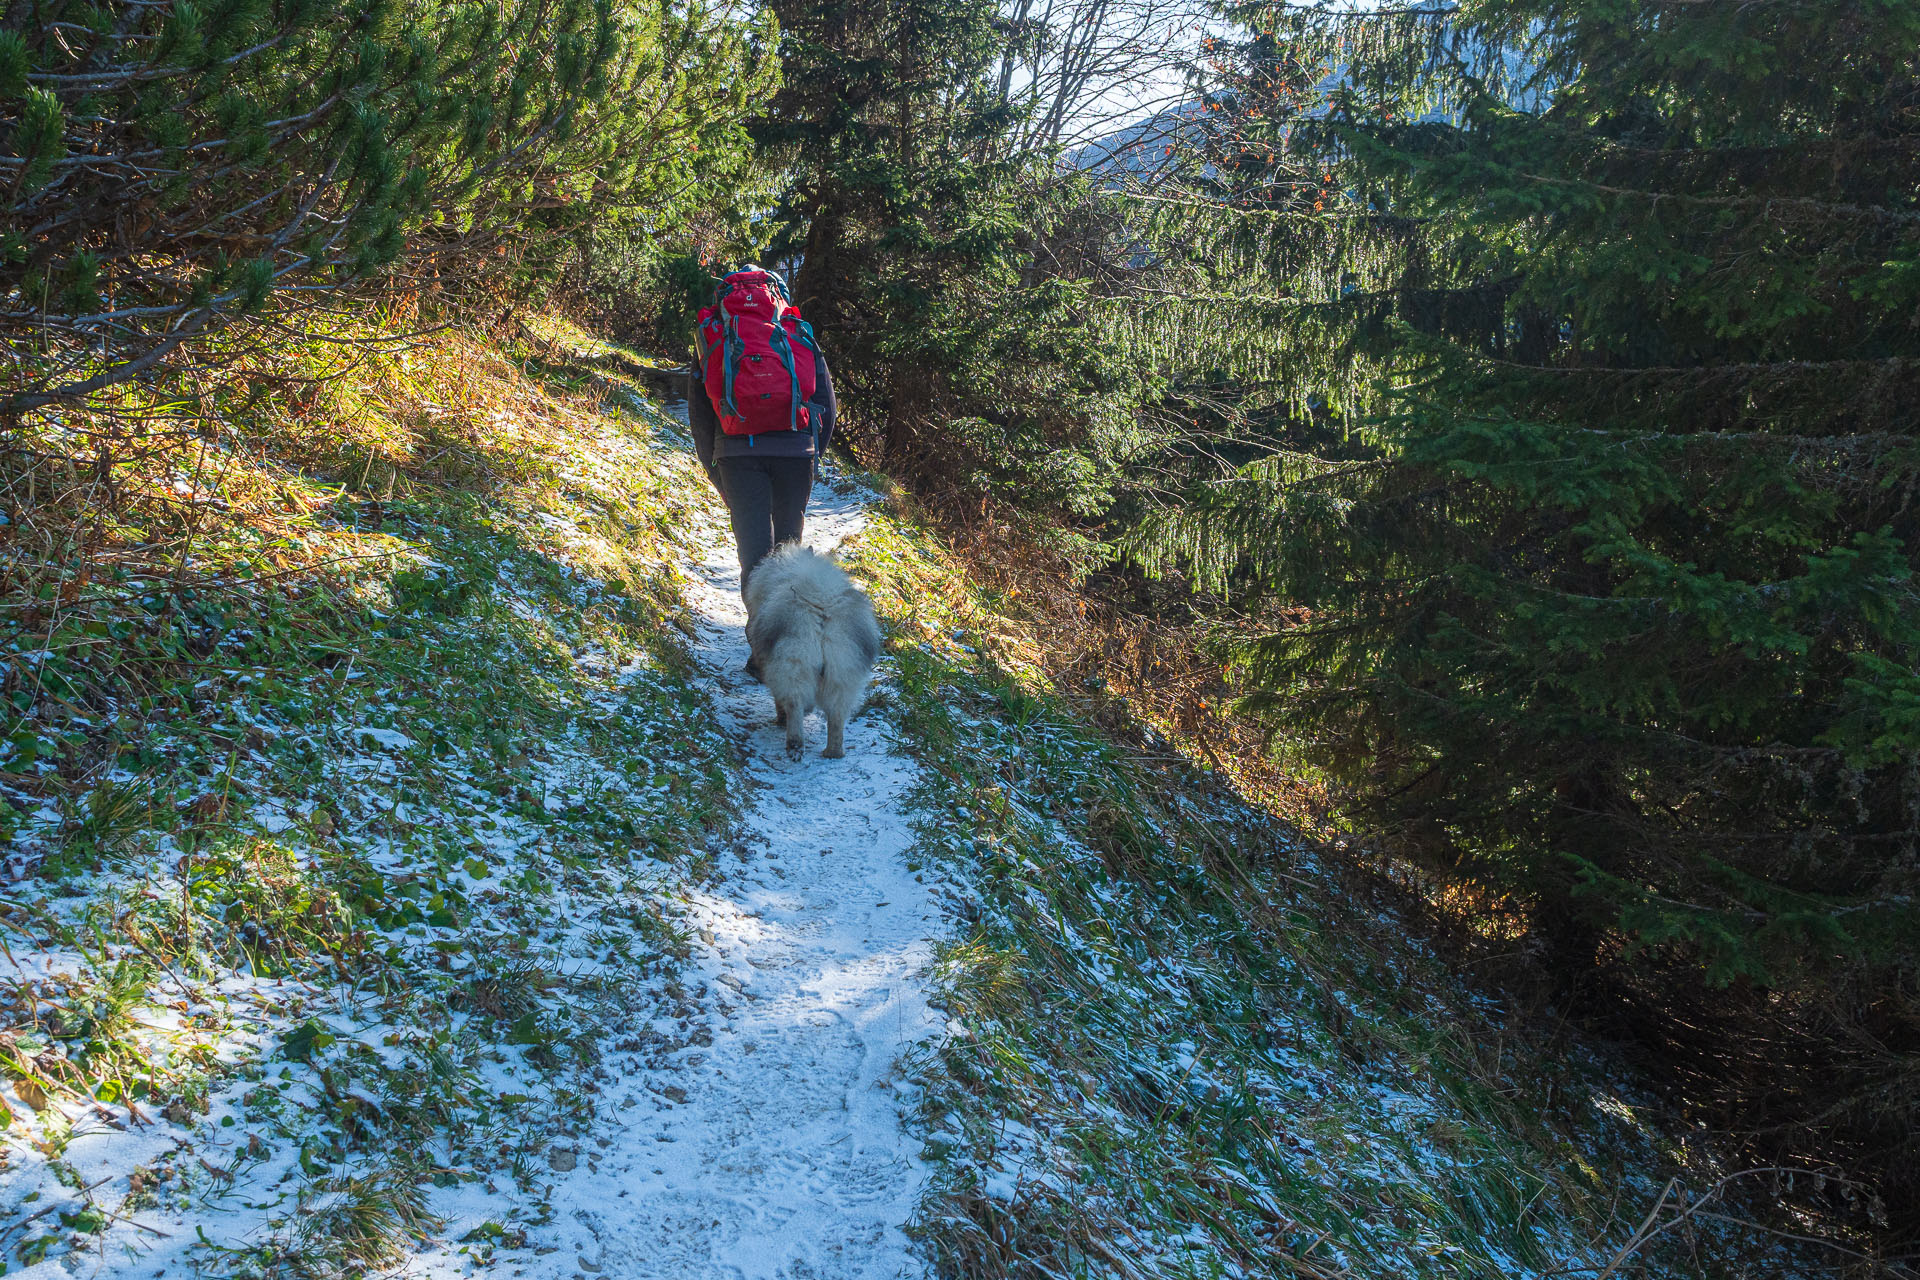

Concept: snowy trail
[[522, 478, 940, 1279]]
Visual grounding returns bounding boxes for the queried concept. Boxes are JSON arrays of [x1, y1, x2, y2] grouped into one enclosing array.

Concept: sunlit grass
[[0, 303, 733, 1276]]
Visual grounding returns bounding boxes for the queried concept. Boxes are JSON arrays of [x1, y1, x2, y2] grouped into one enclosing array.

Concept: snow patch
[[425, 480, 944, 1279]]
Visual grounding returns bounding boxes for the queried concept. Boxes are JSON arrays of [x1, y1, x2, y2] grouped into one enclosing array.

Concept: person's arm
[[811, 351, 837, 456], [685, 367, 722, 491]]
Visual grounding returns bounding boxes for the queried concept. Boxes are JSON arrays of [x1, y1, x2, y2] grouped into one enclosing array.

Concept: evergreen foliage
[[752, 0, 1139, 528], [1122, 0, 1920, 1223], [14, 0, 1911, 1248], [1, 0, 772, 411]]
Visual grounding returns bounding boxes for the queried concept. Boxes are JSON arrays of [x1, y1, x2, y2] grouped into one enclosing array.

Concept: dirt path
[[511, 478, 941, 1279]]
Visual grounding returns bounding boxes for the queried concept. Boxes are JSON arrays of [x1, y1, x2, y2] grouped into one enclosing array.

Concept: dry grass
[[0, 296, 697, 820], [0, 298, 738, 1278], [883, 489, 1571, 959], [890, 487, 1336, 834]]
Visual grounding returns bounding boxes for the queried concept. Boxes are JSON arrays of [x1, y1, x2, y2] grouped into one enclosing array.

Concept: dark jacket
[[687, 350, 837, 479]]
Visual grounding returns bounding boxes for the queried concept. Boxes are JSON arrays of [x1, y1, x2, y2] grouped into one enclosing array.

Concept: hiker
[[686, 265, 838, 602]]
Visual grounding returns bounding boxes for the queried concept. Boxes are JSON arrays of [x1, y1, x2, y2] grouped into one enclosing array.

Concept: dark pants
[[716, 454, 814, 600]]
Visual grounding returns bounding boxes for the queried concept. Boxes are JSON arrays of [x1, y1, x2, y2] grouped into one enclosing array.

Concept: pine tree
[[1125, 0, 1920, 1230], [2, 0, 771, 413], [752, 0, 1014, 392], [752, 0, 1136, 508]]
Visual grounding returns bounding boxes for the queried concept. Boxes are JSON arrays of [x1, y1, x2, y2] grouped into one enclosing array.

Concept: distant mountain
[[1065, 41, 1545, 186], [1064, 104, 1207, 184]]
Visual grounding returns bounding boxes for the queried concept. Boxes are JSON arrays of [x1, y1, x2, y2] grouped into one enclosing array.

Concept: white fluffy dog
[[744, 543, 881, 760]]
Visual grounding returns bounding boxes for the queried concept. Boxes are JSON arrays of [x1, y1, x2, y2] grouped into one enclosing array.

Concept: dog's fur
[[744, 543, 881, 760]]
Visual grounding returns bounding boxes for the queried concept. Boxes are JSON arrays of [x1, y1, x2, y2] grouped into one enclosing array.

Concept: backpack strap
[[768, 321, 802, 433], [789, 311, 818, 356], [716, 276, 748, 420], [692, 309, 715, 367]]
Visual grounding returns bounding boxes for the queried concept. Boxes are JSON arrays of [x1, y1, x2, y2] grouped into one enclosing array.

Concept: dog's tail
[[826, 587, 881, 670], [815, 586, 880, 730]]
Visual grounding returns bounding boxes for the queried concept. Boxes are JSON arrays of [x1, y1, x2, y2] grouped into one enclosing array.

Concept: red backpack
[[694, 268, 820, 439]]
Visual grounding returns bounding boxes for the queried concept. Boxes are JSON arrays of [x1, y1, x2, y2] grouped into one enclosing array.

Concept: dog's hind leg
[[819, 674, 861, 760], [779, 697, 805, 761]]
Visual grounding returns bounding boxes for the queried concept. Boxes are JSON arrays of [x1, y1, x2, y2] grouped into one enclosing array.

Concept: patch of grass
[[0, 305, 737, 1276], [841, 510, 1813, 1280]]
